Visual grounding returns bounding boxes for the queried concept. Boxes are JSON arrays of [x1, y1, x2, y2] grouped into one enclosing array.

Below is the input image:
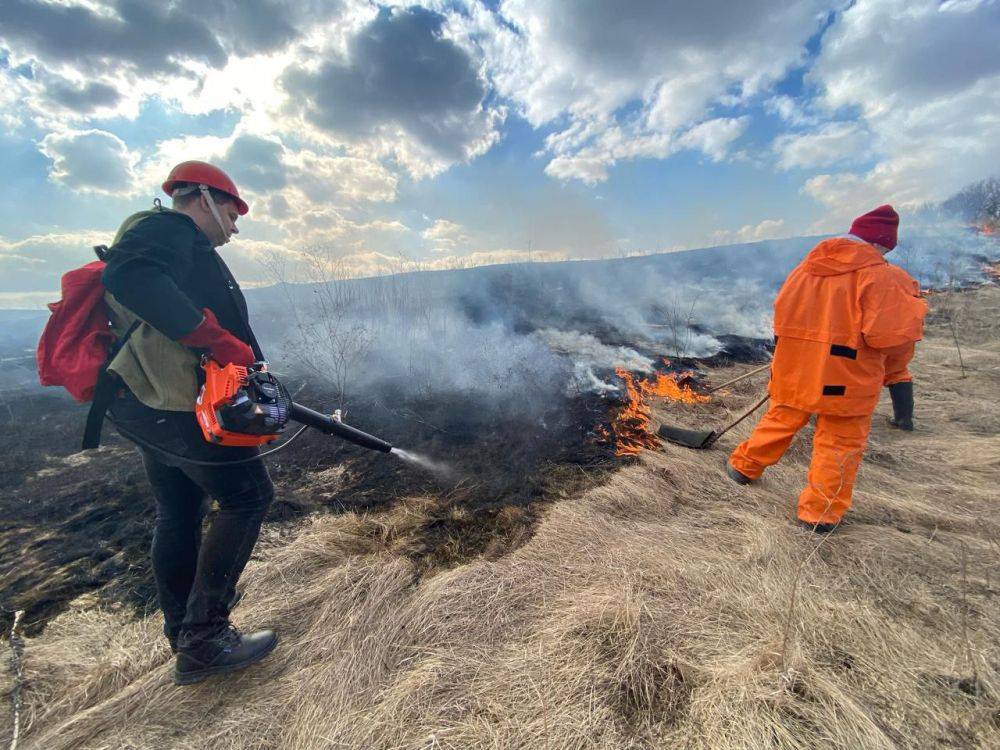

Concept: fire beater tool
[[657, 363, 772, 450], [657, 393, 769, 450], [704, 363, 771, 394]]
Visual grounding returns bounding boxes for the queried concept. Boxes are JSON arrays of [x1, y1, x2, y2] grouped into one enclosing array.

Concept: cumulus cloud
[[140, 129, 398, 234], [38, 129, 139, 195], [287, 152, 398, 204], [0, 291, 62, 309], [773, 121, 871, 170], [544, 152, 615, 186], [678, 117, 750, 162], [422, 219, 469, 251], [0, 0, 354, 127], [0, 0, 353, 78], [0, 0, 226, 76], [219, 134, 288, 193], [0, 230, 112, 294], [805, 0, 1000, 222], [5, 0, 1000, 281], [712, 219, 788, 245], [400, 248, 568, 272], [765, 94, 818, 127], [173, 0, 306, 58], [281, 5, 504, 178], [41, 74, 122, 114], [462, 0, 835, 182]]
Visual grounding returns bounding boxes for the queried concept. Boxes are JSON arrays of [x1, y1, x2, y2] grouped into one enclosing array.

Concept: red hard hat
[[162, 160, 249, 215]]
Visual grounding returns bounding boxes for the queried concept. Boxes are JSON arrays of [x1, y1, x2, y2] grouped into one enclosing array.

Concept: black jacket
[[102, 209, 260, 357]]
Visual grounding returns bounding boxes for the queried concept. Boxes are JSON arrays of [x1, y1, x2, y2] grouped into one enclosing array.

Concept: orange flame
[[608, 367, 710, 456]]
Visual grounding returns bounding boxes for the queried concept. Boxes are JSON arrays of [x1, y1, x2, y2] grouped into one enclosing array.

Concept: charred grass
[[0, 368, 617, 638], [3, 286, 1000, 749]]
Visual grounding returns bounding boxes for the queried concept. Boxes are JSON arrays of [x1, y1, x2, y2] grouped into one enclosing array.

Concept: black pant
[[109, 391, 274, 640]]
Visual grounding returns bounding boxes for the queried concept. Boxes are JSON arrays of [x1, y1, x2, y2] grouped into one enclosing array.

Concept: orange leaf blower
[[196, 359, 392, 453]]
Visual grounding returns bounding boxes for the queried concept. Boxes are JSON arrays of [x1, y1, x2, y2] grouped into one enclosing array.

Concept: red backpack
[[36, 247, 139, 447]]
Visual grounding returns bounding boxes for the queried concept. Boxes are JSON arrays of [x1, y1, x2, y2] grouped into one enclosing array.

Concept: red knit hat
[[849, 204, 899, 250]]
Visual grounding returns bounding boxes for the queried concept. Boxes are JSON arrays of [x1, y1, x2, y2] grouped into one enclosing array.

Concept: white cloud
[[0, 0, 357, 125], [765, 94, 818, 126], [422, 219, 469, 251], [457, 0, 834, 182], [38, 129, 140, 195], [138, 128, 400, 243], [0, 220, 411, 298], [540, 115, 748, 183], [678, 117, 750, 162], [543, 153, 612, 185], [712, 218, 788, 245], [279, 5, 505, 179], [287, 152, 397, 204], [0, 231, 111, 253], [0, 230, 114, 294], [773, 121, 871, 170], [0, 291, 62, 309], [406, 248, 568, 271], [805, 0, 1000, 222]]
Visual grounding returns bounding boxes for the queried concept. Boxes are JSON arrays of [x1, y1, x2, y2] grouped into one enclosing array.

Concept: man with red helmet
[[101, 161, 277, 685], [725, 205, 928, 532]]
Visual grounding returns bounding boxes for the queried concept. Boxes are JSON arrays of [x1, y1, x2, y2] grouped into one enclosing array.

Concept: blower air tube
[[289, 402, 392, 453]]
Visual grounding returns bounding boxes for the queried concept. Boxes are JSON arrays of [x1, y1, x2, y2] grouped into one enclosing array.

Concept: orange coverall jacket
[[881, 264, 921, 386], [769, 237, 927, 416]]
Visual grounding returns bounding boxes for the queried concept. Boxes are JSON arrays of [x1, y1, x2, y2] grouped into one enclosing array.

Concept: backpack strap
[[81, 319, 141, 450], [210, 250, 266, 360]]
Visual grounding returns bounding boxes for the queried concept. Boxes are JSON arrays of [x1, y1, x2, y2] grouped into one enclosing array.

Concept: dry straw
[[8, 286, 1000, 749]]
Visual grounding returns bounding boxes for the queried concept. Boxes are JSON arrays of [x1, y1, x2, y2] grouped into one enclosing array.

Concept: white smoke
[[892, 209, 998, 289], [533, 329, 655, 372], [252, 216, 1000, 408]]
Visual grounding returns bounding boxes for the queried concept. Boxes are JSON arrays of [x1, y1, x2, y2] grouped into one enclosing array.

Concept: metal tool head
[[656, 423, 718, 450]]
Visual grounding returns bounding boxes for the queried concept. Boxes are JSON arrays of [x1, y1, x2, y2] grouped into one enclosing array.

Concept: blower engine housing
[[196, 360, 291, 446]]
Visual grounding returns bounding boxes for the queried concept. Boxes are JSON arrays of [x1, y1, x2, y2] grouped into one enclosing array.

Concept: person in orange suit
[[726, 205, 927, 532]]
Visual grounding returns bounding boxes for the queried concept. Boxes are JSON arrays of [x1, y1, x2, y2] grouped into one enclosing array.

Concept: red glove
[[179, 308, 254, 366]]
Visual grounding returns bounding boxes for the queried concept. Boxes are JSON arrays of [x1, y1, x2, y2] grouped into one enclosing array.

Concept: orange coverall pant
[[729, 403, 873, 525]]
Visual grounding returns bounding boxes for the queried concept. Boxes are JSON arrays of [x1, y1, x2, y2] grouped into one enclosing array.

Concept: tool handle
[[289, 402, 393, 453], [713, 394, 770, 440], [707, 363, 772, 394]]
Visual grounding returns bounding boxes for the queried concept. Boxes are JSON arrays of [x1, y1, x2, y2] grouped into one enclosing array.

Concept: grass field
[[4, 285, 999, 749]]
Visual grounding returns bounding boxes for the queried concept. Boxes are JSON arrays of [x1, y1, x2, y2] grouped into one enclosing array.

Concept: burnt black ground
[[0, 382, 620, 638], [0, 329, 774, 638]]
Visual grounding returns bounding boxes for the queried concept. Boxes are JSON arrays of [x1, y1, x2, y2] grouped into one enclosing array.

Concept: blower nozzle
[[196, 360, 392, 453], [289, 402, 392, 453]]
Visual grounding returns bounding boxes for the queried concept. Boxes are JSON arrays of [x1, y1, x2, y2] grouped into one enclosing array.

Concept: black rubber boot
[[174, 625, 277, 686], [725, 461, 754, 485], [887, 381, 914, 431], [798, 519, 838, 534]]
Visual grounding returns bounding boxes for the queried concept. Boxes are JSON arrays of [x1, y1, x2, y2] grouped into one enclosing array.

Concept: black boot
[[797, 519, 838, 534], [168, 589, 243, 655], [887, 381, 914, 431], [725, 461, 754, 485], [174, 624, 277, 685]]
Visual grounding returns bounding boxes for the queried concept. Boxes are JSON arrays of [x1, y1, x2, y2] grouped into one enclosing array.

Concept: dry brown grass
[[5, 287, 1000, 749]]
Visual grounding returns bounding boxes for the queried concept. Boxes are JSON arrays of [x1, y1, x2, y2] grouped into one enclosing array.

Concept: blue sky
[[1, 0, 998, 307]]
